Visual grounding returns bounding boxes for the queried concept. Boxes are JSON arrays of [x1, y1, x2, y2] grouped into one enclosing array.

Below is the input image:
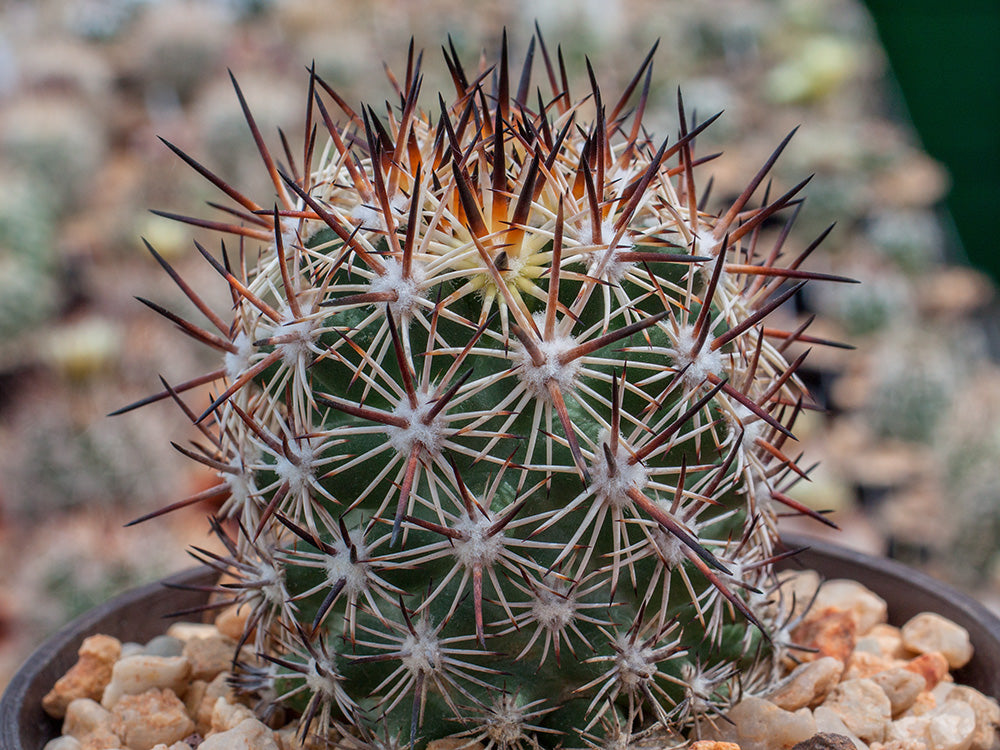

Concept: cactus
[[122, 33, 845, 748]]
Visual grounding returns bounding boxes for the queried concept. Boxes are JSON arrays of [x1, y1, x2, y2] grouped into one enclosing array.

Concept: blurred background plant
[[1, 0, 997, 692]]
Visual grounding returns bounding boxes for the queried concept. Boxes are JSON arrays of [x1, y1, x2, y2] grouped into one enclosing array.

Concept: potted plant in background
[[3, 30, 999, 750]]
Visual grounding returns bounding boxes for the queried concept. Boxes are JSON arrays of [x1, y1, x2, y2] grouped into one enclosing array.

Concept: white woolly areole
[[484, 695, 528, 745], [274, 437, 321, 496], [401, 618, 441, 675], [390, 193, 410, 217], [452, 513, 504, 569], [369, 258, 426, 318], [587, 245, 636, 284], [304, 657, 342, 698], [650, 515, 702, 570], [730, 404, 764, 453], [386, 390, 445, 455], [698, 233, 726, 259], [325, 529, 371, 596], [274, 316, 320, 367], [614, 633, 657, 688], [673, 324, 724, 388], [275, 217, 299, 252], [590, 435, 648, 509], [515, 314, 581, 399], [224, 330, 254, 381], [254, 560, 286, 607], [578, 217, 637, 283], [746, 479, 776, 516], [530, 582, 577, 632], [223, 464, 256, 513], [680, 663, 722, 713], [349, 202, 386, 232]]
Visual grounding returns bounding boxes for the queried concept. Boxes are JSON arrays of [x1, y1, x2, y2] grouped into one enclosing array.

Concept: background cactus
[[125, 32, 845, 748]]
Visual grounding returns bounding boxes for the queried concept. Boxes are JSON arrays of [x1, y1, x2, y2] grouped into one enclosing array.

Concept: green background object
[[864, 0, 1000, 281]]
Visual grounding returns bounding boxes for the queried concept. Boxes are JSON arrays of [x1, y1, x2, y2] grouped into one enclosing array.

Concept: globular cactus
[[122, 32, 847, 749]]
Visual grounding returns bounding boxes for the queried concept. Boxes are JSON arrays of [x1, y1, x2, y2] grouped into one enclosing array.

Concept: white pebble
[[166, 622, 221, 642], [869, 667, 926, 716], [822, 678, 892, 743], [42, 738, 82, 750], [198, 717, 281, 750], [110, 688, 195, 750], [886, 700, 979, 750], [100, 655, 191, 709], [767, 656, 844, 710], [927, 700, 977, 750], [887, 714, 932, 746], [62, 697, 113, 738], [856, 624, 907, 659], [902, 613, 974, 669], [946, 685, 1000, 750], [702, 696, 817, 750], [210, 695, 257, 732], [813, 580, 888, 634]]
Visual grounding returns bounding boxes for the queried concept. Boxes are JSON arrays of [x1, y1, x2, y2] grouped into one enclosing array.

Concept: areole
[[3, 533, 999, 748]]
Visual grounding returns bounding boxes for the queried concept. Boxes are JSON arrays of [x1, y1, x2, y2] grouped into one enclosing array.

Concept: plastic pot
[[3, 534, 999, 748]]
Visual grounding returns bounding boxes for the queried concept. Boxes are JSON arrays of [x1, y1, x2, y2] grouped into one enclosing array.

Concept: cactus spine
[[125, 32, 843, 749]]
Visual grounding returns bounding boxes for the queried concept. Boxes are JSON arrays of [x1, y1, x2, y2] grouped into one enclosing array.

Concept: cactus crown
[[126, 31, 842, 750]]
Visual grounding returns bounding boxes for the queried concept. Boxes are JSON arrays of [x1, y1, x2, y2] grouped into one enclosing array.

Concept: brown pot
[[3, 534, 999, 748]]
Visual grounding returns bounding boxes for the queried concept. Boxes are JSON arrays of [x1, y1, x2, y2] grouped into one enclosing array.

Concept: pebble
[[143, 636, 184, 659], [885, 700, 977, 750], [197, 717, 281, 750], [182, 634, 237, 682], [790, 733, 858, 750], [927, 701, 977, 750], [792, 607, 859, 663], [71, 724, 122, 749], [858, 624, 908, 660], [811, 580, 889, 634], [902, 613, 974, 670], [166, 622, 221, 641], [62, 698, 113, 739], [945, 685, 1000, 750], [42, 635, 122, 718], [702, 696, 818, 750], [869, 668, 926, 716], [120, 642, 145, 659], [101, 655, 192, 709], [109, 688, 196, 750], [768, 657, 845, 710], [214, 603, 251, 642], [844, 651, 900, 680], [812, 706, 868, 749], [209, 695, 257, 733], [777, 570, 823, 621], [905, 652, 951, 692], [42, 738, 82, 750], [187, 672, 232, 734], [822, 678, 892, 743]]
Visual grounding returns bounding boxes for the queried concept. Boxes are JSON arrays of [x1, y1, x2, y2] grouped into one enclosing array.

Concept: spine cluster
[[124, 32, 845, 749]]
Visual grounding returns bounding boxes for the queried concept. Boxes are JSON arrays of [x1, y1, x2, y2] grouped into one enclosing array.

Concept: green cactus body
[[130, 34, 840, 749]]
